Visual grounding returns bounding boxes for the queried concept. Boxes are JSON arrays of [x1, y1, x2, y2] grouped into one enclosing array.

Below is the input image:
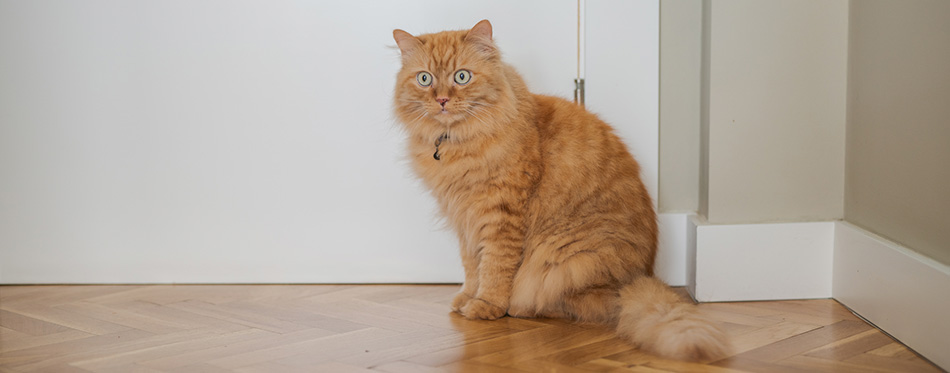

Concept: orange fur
[[392, 20, 729, 361]]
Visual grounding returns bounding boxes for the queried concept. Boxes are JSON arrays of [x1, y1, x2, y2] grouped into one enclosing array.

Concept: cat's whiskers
[[400, 106, 430, 134], [467, 101, 494, 108], [462, 107, 490, 128], [461, 101, 497, 126], [397, 99, 429, 105], [458, 99, 493, 109], [412, 110, 429, 125]]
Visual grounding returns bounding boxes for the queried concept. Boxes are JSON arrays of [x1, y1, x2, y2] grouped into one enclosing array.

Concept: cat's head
[[392, 20, 511, 140]]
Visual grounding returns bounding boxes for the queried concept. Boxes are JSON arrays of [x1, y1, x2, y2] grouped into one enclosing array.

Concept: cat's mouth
[[433, 108, 465, 124]]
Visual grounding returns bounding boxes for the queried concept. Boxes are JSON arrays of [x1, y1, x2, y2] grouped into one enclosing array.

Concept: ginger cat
[[392, 20, 728, 361]]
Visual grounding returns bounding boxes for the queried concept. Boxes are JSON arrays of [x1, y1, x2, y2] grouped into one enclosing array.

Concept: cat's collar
[[433, 133, 449, 161]]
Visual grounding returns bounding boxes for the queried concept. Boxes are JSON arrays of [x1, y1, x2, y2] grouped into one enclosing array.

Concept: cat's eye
[[454, 70, 472, 85], [416, 72, 433, 87]]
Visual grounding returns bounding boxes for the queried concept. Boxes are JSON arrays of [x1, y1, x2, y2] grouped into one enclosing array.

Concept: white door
[[0, 1, 658, 283]]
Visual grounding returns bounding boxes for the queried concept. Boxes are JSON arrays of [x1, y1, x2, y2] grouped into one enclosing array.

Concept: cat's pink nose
[[436, 97, 450, 106]]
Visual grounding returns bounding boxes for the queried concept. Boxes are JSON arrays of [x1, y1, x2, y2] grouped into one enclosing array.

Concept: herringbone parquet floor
[[0, 285, 942, 372]]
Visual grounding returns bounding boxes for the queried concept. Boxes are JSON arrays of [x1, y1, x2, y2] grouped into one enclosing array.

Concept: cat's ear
[[465, 20, 498, 58], [393, 29, 422, 55], [467, 19, 493, 41]]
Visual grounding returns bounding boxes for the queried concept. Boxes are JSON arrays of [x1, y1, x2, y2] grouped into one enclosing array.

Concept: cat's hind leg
[[509, 237, 645, 320], [559, 286, 622, 324]]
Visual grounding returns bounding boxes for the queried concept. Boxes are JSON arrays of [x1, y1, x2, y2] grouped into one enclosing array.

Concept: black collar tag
[[434, 133, 449, 161]]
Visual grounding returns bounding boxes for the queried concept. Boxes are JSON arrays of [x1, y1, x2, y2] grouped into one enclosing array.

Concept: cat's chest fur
[[408, 131, 541, 234]]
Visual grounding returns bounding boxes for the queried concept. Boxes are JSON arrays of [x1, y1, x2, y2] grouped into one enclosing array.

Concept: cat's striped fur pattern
[[392, 20, 728, 361]]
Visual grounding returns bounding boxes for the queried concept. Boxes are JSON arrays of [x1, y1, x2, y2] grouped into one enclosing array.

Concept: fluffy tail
[[615, 276, 730, 361]]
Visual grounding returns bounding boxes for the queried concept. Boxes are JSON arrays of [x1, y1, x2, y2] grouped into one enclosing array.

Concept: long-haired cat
[[392, 20, 728, 361]]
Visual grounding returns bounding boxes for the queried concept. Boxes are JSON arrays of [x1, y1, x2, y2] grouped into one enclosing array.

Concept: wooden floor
[[0, 285, 942, 372]]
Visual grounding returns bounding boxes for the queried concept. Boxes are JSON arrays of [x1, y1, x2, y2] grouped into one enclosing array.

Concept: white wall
[[0, 1, 660, 284], [658, 0, 701, 213], [586, 0, 660, 203], [701, 0, 848, 224], [845, 1, 950, 266]]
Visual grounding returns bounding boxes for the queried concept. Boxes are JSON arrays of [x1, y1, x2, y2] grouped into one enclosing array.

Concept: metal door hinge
[[574, 78, 585, 106]]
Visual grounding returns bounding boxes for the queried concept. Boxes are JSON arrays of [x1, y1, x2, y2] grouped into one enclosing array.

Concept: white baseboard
[[833, 222, 950, 370], [682, 218, 948, 369], [688, 217, 835, 302], [656, 213, 689, 287]]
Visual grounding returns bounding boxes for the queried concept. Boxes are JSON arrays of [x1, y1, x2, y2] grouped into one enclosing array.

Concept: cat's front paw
[[460, 298, 507, 320], [451, 292, 474, 313]]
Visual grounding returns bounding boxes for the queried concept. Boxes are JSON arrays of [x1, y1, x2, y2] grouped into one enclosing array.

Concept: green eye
[[416, 72, 433, 87], [454, 70, 472, 85]]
